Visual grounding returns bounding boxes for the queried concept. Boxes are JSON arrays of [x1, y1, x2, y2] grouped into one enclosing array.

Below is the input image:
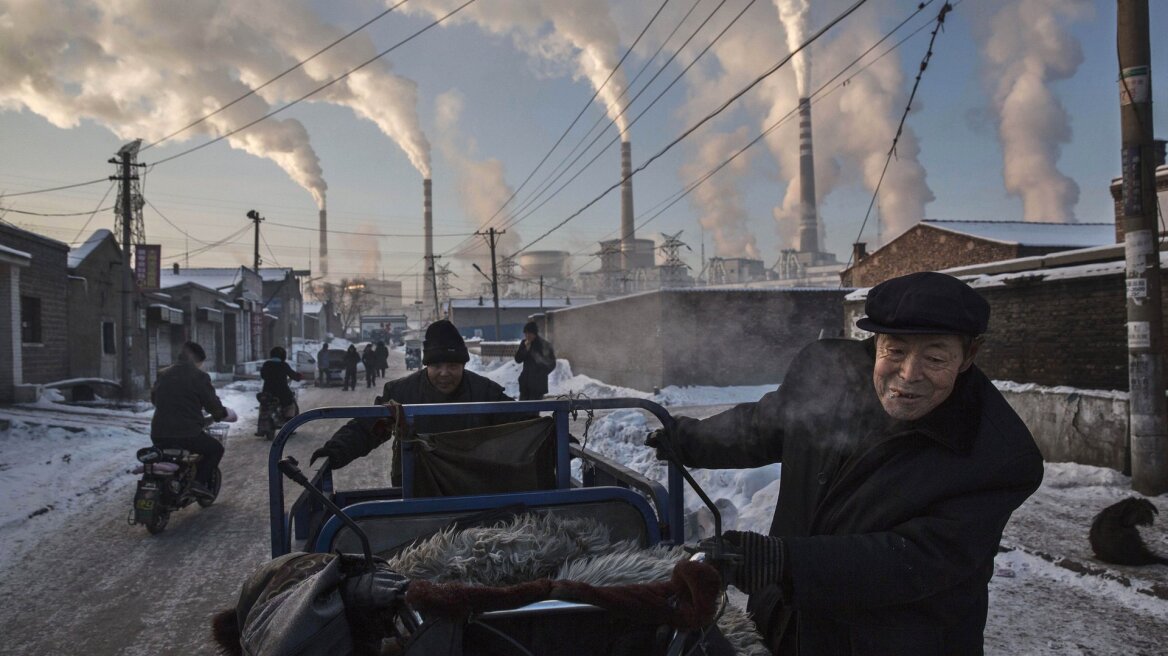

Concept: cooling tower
[[620, 141, 635, 271]]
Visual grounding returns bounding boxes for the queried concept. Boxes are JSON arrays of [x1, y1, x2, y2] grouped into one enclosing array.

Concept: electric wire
[[141, 0, 411, 152], [515, 0, 871, 256], [148, 0, 478, 168], [0, 205, 114, 217], [0, 178, 109, 199], [265, 219, 473, 239], [71, 182, 118, 245]]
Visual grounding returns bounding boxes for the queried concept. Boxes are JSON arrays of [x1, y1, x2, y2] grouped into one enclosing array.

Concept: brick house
[[840, 220, 1115, 288], [259, 268, 308, 354], [158, 266, 263, 372], [66, 229, 124, 382], [0, 224, 69, 399]]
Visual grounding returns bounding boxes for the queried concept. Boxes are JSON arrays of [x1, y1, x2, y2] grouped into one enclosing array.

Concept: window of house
[[102, 321, 116, 354], [20, 296, 42, 343]]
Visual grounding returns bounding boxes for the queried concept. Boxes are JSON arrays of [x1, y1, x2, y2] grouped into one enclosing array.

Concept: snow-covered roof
[[67, 229, 116, 269], [921, 220, 1114, 248], [216, 299, 241, 310], [449, 298, 579, 309], [303, 301, 323, 314], [159, 267, 243, 293], [258, 267, 292, 282]]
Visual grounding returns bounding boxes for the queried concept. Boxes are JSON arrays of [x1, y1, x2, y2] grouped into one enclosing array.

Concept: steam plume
[[775, 0, 811, 96], [434, 90, 522, 266], [406, 1, 630, 134], [682, 127, 760, 259], [975, 0, 1089, 221]]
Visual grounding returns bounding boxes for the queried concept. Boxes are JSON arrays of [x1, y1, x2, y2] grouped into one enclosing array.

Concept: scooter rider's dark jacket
[[260, 358, 301, 406], [150, 360, 229, 440], [318, 368, 530, 482], [664, 337, 1044, 655]]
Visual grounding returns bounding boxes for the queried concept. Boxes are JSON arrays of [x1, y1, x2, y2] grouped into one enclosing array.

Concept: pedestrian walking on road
[[362, 343, 378, 388], [375, 340, 390, 378], [514, 321, 556, 401], [316, 343, 330, 386], [342, 344, 360, 391]]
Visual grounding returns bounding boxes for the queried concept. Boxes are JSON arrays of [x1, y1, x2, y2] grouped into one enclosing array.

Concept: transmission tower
[[112, 141, 146, 247], [436, 263, 454, 306]]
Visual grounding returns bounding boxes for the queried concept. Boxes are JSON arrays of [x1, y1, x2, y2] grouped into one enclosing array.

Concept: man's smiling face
[[872, 333, 977, 421]]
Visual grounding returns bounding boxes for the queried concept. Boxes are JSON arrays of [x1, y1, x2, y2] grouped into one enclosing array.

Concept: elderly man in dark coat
[[650, 272, 1043, 655], [313, 320, 527, 484], [514, 321, 556, 401]]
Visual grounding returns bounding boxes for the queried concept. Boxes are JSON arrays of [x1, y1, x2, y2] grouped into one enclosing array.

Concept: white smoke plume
[[344, 221, 385, 277], [434, 90, 522, 266], [775, 0, 812, 97], [683, 126, 760, 260], [974, 0, 1089, 222], [405, 0, 630, 134]]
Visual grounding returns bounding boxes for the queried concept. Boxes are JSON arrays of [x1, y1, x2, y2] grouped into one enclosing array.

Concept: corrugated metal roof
[[922, 220, 1114, 248]]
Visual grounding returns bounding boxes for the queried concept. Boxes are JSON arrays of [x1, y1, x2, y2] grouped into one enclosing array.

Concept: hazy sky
[[1, 0, 1165, 301]]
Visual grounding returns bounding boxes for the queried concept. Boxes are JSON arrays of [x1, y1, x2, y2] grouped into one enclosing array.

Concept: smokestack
[[797, 97, 819, 255], [620, 141, 635, 271], [319, 206, 328, 276], [423, 178, 434, 310]]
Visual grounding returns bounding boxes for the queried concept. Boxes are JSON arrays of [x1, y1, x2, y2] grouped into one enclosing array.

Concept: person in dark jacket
[[362, 343, 378, 388], [375, 340, 390, 378], [316, 343, 330, 386], [514, 321, 556, 401], [650, 272, 1044, 655], [342, 344, 360, 391], [260, 346, 302, 422], [150, 342, 238, 495], [312, 319, 527, 484]]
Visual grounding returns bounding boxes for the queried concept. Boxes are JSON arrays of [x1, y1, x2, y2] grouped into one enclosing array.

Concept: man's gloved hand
[[341, 566, 409, 611], [722, 530, 785, 596], [310, 443, 351, 469], [645, 426, 678, 461]]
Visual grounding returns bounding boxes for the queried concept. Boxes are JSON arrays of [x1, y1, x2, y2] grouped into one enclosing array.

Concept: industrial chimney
[[620, 140, 635, 271], [423, 178, 434, 315], [319, 206, 328, 277], [797, 97, 819, 256]]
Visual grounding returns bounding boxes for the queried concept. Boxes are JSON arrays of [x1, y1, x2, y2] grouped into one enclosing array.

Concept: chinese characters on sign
[[135, 244, 161, 290]]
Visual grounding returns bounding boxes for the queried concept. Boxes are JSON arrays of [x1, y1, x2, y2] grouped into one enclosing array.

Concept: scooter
[[256, 390, 298, 441], [128, 422, 228, 534]]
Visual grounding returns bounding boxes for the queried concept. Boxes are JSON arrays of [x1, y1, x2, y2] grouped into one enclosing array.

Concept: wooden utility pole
[[1118, 0, 1167, 495], [109, 141, 142, 400], [247, 210, 264, 273], [475, 228, 505, 340]]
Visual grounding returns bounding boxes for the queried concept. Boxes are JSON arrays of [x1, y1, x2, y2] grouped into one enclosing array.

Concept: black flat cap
[[856, 271, 989, 336]]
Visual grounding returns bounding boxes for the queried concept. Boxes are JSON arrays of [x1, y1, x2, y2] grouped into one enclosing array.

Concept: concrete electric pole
[[109, 140, 144, 400], [1118, 0, 1167, 495], [475, 228, 505, 340], [247, 209, 264, 273]]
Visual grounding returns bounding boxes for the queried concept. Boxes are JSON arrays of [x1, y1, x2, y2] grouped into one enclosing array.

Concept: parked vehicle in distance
[[317, 348, 365, 387]]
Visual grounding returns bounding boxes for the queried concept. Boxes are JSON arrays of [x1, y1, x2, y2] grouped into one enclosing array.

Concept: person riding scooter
[[261, 346, 303, 425], [150, 341, 238, 498]]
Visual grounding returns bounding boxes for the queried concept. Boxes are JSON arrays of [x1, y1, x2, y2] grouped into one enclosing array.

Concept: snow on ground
[[2, 356, 1166, 654]]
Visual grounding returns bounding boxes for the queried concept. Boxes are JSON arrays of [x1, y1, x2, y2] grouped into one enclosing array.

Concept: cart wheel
[[198, 468, 222, 508], [145, 508, 170, 534]]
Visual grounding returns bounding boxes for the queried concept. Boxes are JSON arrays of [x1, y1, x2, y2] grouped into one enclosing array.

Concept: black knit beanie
[[423, 320, 469, 365], [523, 321, 538, 335]]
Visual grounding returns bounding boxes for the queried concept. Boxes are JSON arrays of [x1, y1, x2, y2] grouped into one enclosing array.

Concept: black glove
[[341, 566, 409, 611], [645, 427, 677, 461], [722, 530, 785, 596], [310, 443, 351, 469]]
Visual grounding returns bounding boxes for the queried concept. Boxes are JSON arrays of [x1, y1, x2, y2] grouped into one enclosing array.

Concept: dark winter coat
[[321, 368, 529, 483], [361, 346, 378, 369], [514, 336, 556, 400], [375, 342, 390, 370], [150, 360, 229, 441], [667, 337, 1044, 656], [343, 347, 360, 373], [260, 358, 301, 406], [317, 347, 330, 371]]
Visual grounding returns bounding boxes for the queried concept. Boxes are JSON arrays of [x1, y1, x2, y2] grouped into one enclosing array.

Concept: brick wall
[[547, 289, 848, 390], [844, 225, 1020, 288], [1, 226, 69, 384]]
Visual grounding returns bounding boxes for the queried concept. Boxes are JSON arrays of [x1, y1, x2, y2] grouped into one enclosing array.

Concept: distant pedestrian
[[342, 345, 360, 391], [316, 343, 330, 386], [375, 340, 390, 378], [514, 321, 556, 401], [362, 343, 378, 388]]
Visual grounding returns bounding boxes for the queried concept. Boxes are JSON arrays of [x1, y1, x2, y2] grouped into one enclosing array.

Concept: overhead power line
[[0, 178, 108, 199], [516, 0, 871, 256]]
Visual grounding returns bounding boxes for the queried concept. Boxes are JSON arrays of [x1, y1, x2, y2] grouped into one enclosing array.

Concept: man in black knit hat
[[313, 319, 527, 483], [514, 321, 556, 401]]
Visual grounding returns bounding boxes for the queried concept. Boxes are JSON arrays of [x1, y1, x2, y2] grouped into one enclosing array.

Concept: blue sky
[[0, 0, 1165, 299]]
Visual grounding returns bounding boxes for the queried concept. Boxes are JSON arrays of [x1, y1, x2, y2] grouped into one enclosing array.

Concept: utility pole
[[475, 228, 505, 340], [247, 209, 264, 273], [425, 254, 441, 321], [539, 275, 544, 311], [1119, 0, 1167, 495], [109, 140, 143, 400]]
